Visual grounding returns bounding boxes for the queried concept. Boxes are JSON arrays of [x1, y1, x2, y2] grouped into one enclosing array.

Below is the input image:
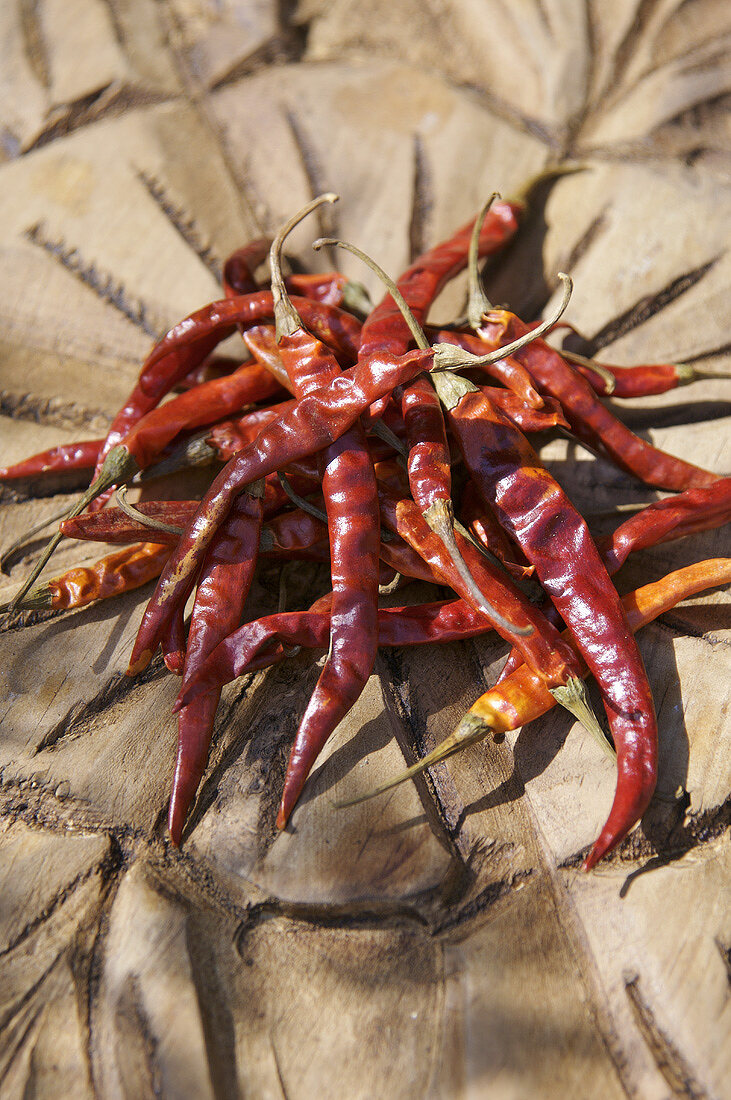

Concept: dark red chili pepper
[[177, 597, 499, 708], [432, 329, 544, 409], [222, 238, 271, 297], [170, 482, 265, 845], [0, 439, 103, 481], [262, 195, 382, 828], [479, 311, 719, 491], [375, 466, 584, 689], [459, 479, 533, 580], [430, 366, 658, 868], [478, 387, 569, 433]]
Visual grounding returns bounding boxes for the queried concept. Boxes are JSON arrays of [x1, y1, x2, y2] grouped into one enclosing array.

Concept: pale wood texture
[[1, 2, 730, 1097]]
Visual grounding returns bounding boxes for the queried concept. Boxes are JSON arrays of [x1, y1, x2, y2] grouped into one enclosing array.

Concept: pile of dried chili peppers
[[2, 182, 729, 871]]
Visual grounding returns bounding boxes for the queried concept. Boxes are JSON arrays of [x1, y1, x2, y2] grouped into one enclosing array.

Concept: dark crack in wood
[[561, 791, 731, 873], [284, 108, 339, 266], [580, 256, 721, 355], [34, 657, 169, 753], [408, 133, 433, 264], [560, 208, 608, 276], [136, 167, 223, 281], [19, 0, 50, 89], [601, 0, 664, 109], [1, 389, 110, 433], [25, 83, 172, 154], [377, 648, 472, 868], [25, 221, 164, 339], [0, 847, 117, 961], [113, 974, 162, 1098], [624, 970, 709, 1098]]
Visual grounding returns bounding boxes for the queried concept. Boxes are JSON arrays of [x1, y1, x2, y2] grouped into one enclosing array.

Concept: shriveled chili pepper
[[170, 481, 265, 845], [375, 466, 593, 703], [477, 387, 568, 433], [430, 359, 659, 827], [0, 439, 103, 481], [477, 311, 719, 491], [432, 329, 545, 409], [352, 558, 731, 866], [126, 308, 543, 673], [459, 480, 533, 580], [18, 541, 171, 611], [319, 232, 565, 623]]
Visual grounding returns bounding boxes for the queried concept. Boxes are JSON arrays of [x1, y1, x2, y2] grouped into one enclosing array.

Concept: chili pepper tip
[[126, 650, 153, 677]]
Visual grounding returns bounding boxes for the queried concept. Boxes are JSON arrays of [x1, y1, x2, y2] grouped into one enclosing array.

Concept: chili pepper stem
[[271, 193, 339, 339], [467, 193, 499, 329], [554, 348, 617, 394], [423, 499, 532, 636], [1, 502, 77, 575], [6, 583, 54, 611], [115, 486, 184, 535], [7, 445, 139, 611], [334, 713, 491, 808], [550, 677, 616, 759]]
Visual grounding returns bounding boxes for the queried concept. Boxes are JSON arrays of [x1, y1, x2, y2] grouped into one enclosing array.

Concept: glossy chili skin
[[222, 238, 271, 297], [479, 312, 718, 491], [359, 201, 522, 359], [177, 598, 497, 706], [445, 386, 658, 866], [91, 294, 362, 490], [277, 425, 381, 827], [464, 559, 731, 866], [399, 375, 451, 510], [459, 479, 533, 579], [376, 473, 583, 687], [478, 388, 568, 433], [120, 361, 285, 470], [126, 346, 432, 674], [169, 489, 264, 845], [0, 439, 103, 480], [44, 541, 171, 609]]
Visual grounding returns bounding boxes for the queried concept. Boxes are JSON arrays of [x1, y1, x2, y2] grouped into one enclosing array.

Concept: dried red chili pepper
[[261, 195, 382, 827], [343, 557, 731, 869], [177, 597, 502, 708], [0, 439, 103, 481], [222, 238, 271, 297], [169, 481, 265, 845]]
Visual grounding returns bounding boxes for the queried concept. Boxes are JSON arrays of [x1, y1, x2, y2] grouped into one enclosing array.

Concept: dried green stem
[[467, 192, 499, 329], [271, 194, 339, 340]]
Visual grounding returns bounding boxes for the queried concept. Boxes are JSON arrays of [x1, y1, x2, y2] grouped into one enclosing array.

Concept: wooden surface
[[1, 2, 730, 1097]]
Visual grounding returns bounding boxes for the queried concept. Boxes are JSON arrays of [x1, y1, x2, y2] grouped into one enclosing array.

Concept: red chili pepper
[[477, 387, 569, 433], [0, 439, 103, 481], [430, 367, 658, 866], [432, 330, 544, 409], [261, 195, 382, 827], [375, 466, 584, 688], [170, 482, 265, 845], [177, 597, 499, 708], [125, 310, 542, 676], [479, 311, 719, 491], [222, 238, 271, 297]]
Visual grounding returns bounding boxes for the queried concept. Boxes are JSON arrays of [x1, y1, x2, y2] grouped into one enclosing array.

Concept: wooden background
[[0, 1, 730, 1096]]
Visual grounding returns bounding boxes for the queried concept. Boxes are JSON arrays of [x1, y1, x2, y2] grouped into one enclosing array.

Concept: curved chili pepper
[[432, 329, 544, 409], [477, 387, 568, 433], [124, 343, 510, 671], [459, 480, 533, 579], [222, 238, 271, 297], [343, 558, 731, 865], [170, 482, 265, 845], [478, 312, 719, 491], [161, 606, 187, 675], [375, 467, 583, 687], [0, 439, 103, 481]]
